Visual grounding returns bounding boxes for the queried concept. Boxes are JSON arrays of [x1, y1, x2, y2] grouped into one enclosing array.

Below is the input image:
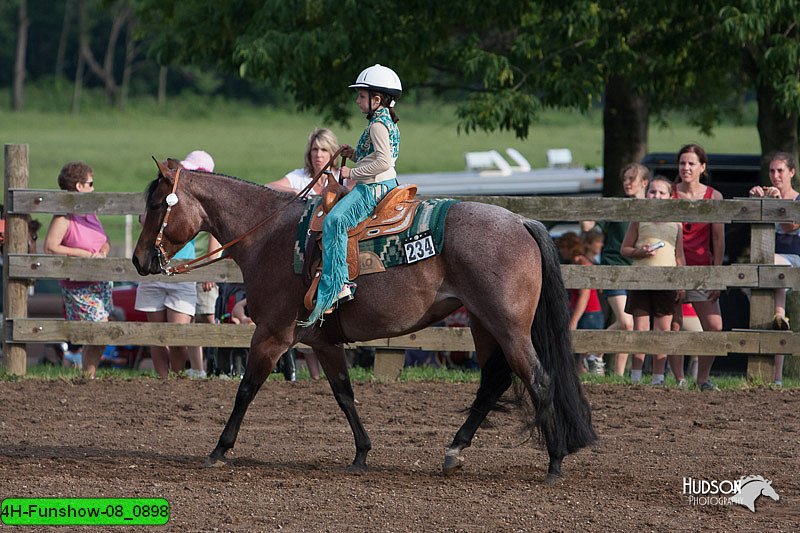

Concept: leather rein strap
[[158, 147, 346, 275]]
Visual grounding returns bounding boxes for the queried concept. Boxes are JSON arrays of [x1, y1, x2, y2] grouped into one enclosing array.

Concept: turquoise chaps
[[299, 179, 398, 326]]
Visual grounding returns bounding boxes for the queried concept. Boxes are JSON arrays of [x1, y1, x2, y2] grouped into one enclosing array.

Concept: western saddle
[[302, 179, 421, 311]]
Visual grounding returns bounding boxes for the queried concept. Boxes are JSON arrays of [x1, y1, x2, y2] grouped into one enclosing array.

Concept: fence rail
[[3, 143, 798, 379]]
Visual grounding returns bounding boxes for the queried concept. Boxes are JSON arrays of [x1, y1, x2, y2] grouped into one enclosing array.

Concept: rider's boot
[[281, 349, 296, 382]]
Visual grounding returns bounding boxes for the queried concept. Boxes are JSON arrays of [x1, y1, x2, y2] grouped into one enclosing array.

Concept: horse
[[731, 475, 780, 512], [132, 158, 596, 483]]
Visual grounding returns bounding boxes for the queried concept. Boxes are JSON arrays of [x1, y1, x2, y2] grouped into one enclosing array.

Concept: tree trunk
[[100, 2, 131, 105], [77, 0, 130, 106], [756, 82, 799, 183], [12, 0, 29, 112], [55, 0, 74, 81], [71, 0, 86, 114], [158, 66, 167, 107], [602, 75, 648, 197], [119, 18, 132, 110]]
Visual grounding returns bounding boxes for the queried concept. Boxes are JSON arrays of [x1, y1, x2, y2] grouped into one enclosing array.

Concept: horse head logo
[[730, 475, 780, 513]]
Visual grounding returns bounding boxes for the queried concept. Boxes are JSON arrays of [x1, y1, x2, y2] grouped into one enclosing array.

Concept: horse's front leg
[[205, 327, 289, 467], [314, 344, 371, 473]]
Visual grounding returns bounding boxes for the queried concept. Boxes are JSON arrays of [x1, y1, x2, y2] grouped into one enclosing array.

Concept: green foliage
[[719, 0, 800, 115], [132, 0, 754, 139]]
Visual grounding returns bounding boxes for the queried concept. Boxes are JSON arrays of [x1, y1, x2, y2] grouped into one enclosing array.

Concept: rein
[[156, 147, 346, 275]]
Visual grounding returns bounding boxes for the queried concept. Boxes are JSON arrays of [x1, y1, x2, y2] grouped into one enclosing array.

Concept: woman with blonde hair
[[580, 162, 651, 376], [269, 128, 340, 194], [267, 127, 342, 378]]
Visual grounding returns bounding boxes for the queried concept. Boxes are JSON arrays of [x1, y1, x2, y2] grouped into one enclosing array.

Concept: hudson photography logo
[[682, 475, 780, 512]]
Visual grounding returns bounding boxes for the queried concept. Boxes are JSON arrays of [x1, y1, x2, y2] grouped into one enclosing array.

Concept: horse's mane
[[739, 475, 768, 485], [144, 168, 294, 204]]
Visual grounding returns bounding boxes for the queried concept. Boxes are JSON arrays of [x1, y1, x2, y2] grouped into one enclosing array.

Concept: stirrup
[[323, 283, 356, 315]]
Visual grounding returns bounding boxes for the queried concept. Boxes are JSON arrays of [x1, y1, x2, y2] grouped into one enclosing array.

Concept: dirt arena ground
[[1, 379, 798, 532]]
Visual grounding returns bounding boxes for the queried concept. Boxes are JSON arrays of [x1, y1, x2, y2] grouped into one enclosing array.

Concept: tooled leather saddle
[[302, 179, 421, 311]]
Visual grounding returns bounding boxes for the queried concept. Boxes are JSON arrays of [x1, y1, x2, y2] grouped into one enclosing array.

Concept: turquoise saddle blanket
[[293, 196, 459, 275]]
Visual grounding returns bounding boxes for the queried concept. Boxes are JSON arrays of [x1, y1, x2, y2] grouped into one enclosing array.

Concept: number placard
[[403, 231, 436, 264]]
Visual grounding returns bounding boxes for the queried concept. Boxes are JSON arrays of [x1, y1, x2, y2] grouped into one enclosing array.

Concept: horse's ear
[[153, 157, 172, 179], [166, 158, 183, 170]]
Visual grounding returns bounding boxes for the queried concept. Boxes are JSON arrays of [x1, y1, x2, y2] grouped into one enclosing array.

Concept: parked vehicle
[[399, 148, 603, 196]]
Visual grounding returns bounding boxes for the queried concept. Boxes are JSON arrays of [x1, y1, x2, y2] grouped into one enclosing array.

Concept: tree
[[719, 0, 800, 179], [78, 0, 133, 105], [71, 0, 87, 113], [55, 0, 75, 80], [135, 1, 792, 196], [12, 0, 29, 111], [578, 1, 742, 195]]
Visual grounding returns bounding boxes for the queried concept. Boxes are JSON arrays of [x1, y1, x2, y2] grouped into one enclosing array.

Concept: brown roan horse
[[132, 158, 596, 483]]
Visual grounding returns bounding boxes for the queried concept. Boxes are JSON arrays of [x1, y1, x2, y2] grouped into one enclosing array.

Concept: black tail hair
[[524, 219, 597, 454]]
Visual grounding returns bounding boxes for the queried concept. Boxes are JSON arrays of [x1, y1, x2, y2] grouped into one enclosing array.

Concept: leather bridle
[[154, 147, 346, 275]]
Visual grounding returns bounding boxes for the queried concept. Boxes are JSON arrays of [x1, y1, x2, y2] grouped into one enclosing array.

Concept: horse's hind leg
[[205, 331, 288, 467], [444, 323, 512, 476], [453, 315, 561, 482], [313, 344, 372, 473]]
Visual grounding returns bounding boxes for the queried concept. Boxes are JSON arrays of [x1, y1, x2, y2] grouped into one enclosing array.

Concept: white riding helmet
[[348, 64, 402, 98]]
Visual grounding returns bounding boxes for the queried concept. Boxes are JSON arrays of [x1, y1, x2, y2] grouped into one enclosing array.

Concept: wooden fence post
[[373, 349, 405, 381], [3, 144, 30, 375], [747, 222, 776, 381]]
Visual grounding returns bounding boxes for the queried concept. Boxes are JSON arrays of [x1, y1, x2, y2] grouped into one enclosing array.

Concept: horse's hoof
[[203, 455, 228, 468], [442, 452, 464, 476], [346, 463, 368, 475], [544, 473, 562, 485]]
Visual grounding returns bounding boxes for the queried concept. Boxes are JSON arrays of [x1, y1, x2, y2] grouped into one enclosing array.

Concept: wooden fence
[[4, 143, 799, 379]]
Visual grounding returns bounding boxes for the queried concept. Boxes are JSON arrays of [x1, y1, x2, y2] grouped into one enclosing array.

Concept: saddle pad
[[293, 196, 459, 274]]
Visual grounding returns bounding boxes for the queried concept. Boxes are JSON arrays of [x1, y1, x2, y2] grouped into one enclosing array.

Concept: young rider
[[299, 64, 402, 326]]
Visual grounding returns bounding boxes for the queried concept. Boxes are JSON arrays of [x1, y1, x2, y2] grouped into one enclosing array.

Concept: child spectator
[[584, 230, 604, 264], [621, 177, 686, 386], [557, 232, 605, 374], [581, 163, 651, 375]]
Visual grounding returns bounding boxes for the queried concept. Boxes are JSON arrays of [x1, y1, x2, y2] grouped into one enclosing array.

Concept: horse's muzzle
[[132, 248, 161, 276]]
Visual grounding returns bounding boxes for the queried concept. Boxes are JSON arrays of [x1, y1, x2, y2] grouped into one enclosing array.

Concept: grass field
[[3, 363, 796, 389], [2, 91, 760, 244]]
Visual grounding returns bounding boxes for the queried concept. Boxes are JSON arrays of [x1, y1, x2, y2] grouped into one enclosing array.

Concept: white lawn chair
[[464, 150, 513, 176], [546, 148, 573, 168]]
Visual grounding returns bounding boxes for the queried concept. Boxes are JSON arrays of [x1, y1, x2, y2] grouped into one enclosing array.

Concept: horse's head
[[760, 479, 780, 502], [132, 158, 203, 275]]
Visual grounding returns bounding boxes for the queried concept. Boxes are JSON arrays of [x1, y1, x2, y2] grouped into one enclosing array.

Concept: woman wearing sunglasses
[[44, 161, 111, 379]]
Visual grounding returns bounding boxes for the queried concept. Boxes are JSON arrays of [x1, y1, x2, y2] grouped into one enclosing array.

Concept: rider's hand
[[340, 166, 351, 179], [341, 145, 355, 159]]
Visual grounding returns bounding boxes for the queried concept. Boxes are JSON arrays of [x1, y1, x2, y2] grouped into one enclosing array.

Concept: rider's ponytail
[[377, 93, 399, 123]]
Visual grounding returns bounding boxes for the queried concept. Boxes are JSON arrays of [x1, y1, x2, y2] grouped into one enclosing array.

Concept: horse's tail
[[524, 219, 597, 454]]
